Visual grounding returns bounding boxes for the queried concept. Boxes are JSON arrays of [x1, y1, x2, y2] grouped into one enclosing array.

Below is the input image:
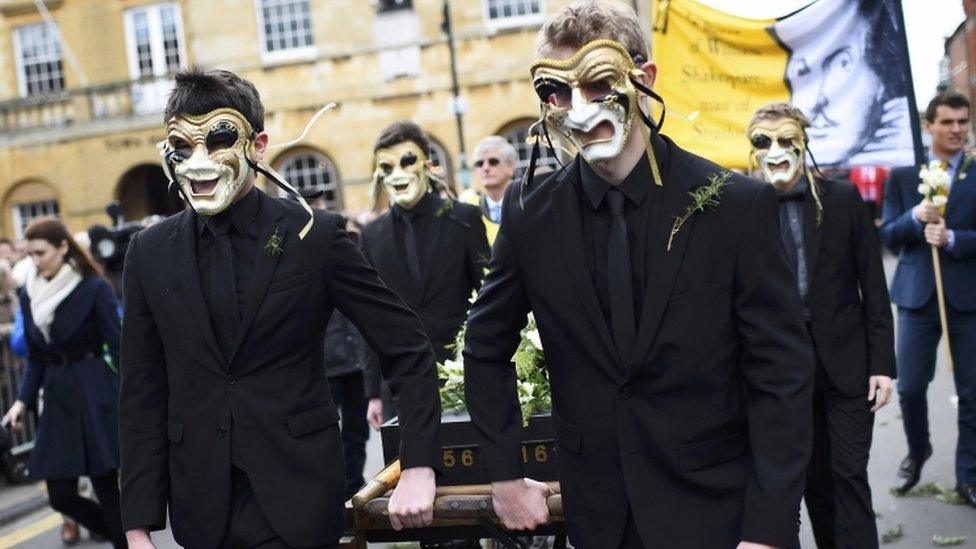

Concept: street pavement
[[0, 254, 973, 547]]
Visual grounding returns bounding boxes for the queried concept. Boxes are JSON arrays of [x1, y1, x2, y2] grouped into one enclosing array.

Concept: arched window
[[501, 119, 560, 181], [275, 149, 342, 211], [2, 180, 60, 239]]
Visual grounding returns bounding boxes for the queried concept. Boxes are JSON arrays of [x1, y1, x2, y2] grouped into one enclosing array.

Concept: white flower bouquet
[[918, 160, 951, 214], [438, 312, 551, 426]]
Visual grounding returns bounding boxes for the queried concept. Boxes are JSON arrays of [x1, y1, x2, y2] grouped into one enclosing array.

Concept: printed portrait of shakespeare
[[773, 0, 915, 167]]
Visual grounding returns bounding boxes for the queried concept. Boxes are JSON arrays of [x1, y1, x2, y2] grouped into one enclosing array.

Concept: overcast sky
[[696, 0, 965, 107]]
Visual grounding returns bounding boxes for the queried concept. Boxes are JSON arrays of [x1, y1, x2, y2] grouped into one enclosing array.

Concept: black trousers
[[329, 370, 369, 500], [221, 467, 338, 549], [46, 470, 126, 549], [803, 345, 879, 549]]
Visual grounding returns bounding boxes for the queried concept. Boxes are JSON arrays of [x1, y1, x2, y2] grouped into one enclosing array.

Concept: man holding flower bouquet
[[880, 91, 976, 507]]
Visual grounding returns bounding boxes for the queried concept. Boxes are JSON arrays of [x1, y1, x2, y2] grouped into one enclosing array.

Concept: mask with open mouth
[[748, 119, 807, 189], [531, 39, 646, 163], [373, 141, 430, 210], [161, 108, 256, 216]]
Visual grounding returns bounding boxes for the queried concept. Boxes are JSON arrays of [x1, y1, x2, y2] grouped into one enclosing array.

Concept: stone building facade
[[0, 0, 649, 238]]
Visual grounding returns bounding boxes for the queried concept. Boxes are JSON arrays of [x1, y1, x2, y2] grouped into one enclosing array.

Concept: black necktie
[[606, 189, 635, 364], [401, 211, 423, 289], [208, 217, 239, 361]]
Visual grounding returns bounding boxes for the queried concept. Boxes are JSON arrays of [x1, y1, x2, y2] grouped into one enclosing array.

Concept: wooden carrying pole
[[351, 460, 401, 509], [361, 493, 564, 523], [931, 245, 954, 372]]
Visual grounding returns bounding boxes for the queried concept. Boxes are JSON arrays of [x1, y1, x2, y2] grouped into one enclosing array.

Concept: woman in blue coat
[[2, 218, 124, 548]]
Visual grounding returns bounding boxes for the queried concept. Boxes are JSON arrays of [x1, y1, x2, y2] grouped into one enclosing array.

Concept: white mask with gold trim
[[748, 119, 807, 190], [161, 108, 256, 216], [373, 141, 430, 210], [531, 40, 644, 163]]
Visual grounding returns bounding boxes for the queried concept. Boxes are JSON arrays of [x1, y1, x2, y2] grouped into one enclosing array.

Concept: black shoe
[[895, 445, 932, 494], [956, 482, 976, 508]]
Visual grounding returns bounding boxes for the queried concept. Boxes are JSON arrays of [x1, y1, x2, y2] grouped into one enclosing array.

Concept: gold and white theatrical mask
[[748, 119, 808, 190], [531, 39, 647, 164], [161, 108, 257, 216], [373, 141, 431, 210]]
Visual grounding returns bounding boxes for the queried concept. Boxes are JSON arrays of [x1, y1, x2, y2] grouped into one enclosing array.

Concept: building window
[[12, 23, 65, 97], [377, 0, 413, 13], [504, 121, 560, 180], [124, 3, 186, 79], [256, 0, 315, 61], [483, 0, 544, 30], [277, 152, 341, 210], [12, 200, 59, 240], [374, 5, 422, 81]]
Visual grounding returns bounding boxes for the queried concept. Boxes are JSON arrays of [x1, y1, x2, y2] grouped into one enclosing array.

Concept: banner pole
[[893, 0, 926, 166]]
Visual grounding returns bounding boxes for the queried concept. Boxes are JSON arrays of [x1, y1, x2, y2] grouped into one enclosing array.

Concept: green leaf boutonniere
[[435, 198, 455, 219], [264, 228, 284, 257], [668, 170, 732, 251]]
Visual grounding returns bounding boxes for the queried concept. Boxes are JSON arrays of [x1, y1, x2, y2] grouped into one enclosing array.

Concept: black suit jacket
[[803, 179, 895, 395], [119, 191, 442, 548], [361, 196, 488, 396], [463, 139, 814, 549]]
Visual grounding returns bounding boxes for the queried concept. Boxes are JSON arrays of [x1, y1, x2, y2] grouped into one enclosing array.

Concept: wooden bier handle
[[362, 493, 563, 521], [351, 460, 401, 509], [434, 482, 560, 497]]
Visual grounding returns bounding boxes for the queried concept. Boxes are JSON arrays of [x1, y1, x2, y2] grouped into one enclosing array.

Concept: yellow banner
[[651, 0, 789, 169]]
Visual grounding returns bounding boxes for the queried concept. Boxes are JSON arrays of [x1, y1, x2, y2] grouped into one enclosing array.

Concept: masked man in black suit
[[462, 2, 814, 548], [361, 121, 489, 429], [748, 102, 895, 549], [120, 69, 441, 549]]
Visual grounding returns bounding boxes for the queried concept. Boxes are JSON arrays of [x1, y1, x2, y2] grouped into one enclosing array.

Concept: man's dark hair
[[373, 120, 431, 154], [0, 238, 12, 247], [925, 91, 970, 122], [164, 68, 265, 132]]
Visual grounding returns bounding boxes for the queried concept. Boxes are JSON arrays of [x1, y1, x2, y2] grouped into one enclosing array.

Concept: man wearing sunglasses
[[466, 136, 519, 245]]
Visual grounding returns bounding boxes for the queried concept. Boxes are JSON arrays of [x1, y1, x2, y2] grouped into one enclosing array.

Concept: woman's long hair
[[24, 217, 104, 279]]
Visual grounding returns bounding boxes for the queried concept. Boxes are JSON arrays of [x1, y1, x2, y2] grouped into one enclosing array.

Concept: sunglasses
[[474, 157, 501, 168]]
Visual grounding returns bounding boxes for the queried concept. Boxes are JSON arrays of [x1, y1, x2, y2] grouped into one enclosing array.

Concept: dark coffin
[[380, 411, 558, 486]]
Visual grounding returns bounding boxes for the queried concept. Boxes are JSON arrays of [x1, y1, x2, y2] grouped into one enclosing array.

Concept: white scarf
[[27, 263, 83, 343]]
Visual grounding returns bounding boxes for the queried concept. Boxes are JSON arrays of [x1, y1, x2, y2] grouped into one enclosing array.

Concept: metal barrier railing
[[0, 326, 37, 483]]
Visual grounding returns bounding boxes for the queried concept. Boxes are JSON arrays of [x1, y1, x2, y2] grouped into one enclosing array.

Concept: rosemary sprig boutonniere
[[264, 227, 284, 257], [668, 170, 732, 251], [435, 198, 454, 219]]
